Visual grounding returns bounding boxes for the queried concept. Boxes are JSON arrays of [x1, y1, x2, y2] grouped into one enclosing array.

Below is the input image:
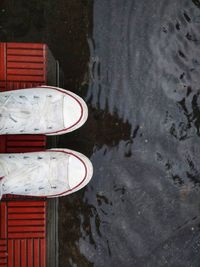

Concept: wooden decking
[[0, 42, 59, 267]]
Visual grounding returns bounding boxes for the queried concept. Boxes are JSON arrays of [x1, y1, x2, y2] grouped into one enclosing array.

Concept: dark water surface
[[59, 1, 200, 266], [1, 0, 200, 266]]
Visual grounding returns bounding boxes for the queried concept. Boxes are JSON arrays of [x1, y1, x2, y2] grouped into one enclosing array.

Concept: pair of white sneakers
[[0, 86, 93, 199]]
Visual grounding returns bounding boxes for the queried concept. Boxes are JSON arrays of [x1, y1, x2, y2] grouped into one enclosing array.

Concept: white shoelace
[[0, 93, 64, 133], [0, 152, 70, 197]]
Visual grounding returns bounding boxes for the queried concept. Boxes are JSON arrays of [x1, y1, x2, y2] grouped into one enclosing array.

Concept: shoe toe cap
[[63, 95, 88, 130], [68, 152, 93, 192]]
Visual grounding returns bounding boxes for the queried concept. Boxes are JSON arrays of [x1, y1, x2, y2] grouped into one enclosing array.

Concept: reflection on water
[[1, 0, 200, 266]]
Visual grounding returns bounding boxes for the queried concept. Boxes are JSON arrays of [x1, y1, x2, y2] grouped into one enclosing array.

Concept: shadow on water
[[57, 102, 132, 155], [2, 0, 200, 266]]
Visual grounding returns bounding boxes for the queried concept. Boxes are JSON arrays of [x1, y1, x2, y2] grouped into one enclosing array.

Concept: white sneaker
[[0, 149, 93, 199], [0, 86, 88, 135]]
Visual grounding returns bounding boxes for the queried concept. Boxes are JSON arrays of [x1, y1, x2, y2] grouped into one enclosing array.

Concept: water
[[59, 1, 200, 266], [1, 0, 200, 266]]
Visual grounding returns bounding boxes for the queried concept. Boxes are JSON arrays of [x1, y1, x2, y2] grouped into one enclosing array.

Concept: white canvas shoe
[[0, 149, 93, 199], [0, 86, 88, 135]]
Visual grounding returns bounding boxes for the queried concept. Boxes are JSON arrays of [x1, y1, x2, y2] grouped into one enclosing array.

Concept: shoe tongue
[[28, 96, 64, 132], [47, 152, 70, 189], [48, 98, 64, 129]]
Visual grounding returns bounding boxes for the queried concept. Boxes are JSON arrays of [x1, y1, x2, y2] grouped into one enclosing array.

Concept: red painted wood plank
[[7, 135, 46, 141], [7, 49, 44, 57], [8, 201, 46, 207], [8, 220, 44, 226], [8, 240, 13, 267], [0, 81, 6, 92], [0, 257, 7, 264], [0, 136, 6, 153], [2, 194, 44, 200], [7, 62, 44, 69], [0, 245, 6, 250], [0, 251, 7, 256], [27, 240, 33, 267], [9, 233, 45, 239], [0, 261, 6, 265], [3, 81, 16, 91], [33, 239, 39, 267], [8, 207, 45, 213], [7, 69, 44, 76], [7, 55, 45, 63], [8, 226, 45, 233], [8, 225, 45, 234], [0, 243, 7, 266], [8, 213, 45, 220], [7, 75, 45, 82], [43, 46, 47, 84], [5, 82, 44, 91], [7, 141, 46, 147], [0, 203, 7, 239], [0, 43, 6, 82], [40, 239, 46, 267], [7, 147, 46, 153], [7, 43, 44, 49], [20, 240, 27, 267], [0, 42, 47, 266], [0, 240, 6, 246], [14, 240, 20, 267], [0, 243, 7, 258]]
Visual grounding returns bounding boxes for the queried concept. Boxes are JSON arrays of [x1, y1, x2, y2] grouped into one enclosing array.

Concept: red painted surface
[[0, 42, 47, 267]]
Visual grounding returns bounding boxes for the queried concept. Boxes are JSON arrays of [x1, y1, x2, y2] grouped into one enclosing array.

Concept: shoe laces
[[0, 93, 64, 133], [0, 153, 70, 196]]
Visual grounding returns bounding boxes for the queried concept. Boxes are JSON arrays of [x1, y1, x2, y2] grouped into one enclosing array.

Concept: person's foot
[[0, 149, 93, 198], [0, 86, 88, 135]]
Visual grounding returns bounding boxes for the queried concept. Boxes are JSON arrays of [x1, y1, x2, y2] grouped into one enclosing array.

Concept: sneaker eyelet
[[39, 187, 44, 190], [51, 186, 57, 189]]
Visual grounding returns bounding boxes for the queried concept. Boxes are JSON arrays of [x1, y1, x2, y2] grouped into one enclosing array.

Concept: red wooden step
[[0, 203, 7, 239], [0, 42, 48, 267], [7, 239, 46, 267], [7, 49, 44, 56], [7, 43, 45, 49]]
